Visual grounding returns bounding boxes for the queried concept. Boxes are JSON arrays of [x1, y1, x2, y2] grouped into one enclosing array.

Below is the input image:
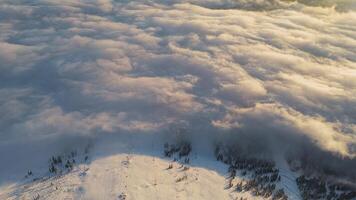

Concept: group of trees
[[215, 144, 286, 199], [47, 146, 92, 176], [163, 141, 191, 159], [233, 178, 285, 199], [296, 175, 356, 200], [164, 141, 192, 184], [48, 151, 79, 174]]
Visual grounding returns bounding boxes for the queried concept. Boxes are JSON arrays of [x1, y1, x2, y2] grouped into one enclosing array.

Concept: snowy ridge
[[0, 138, 305, 200], [1, 134, 356, 200]]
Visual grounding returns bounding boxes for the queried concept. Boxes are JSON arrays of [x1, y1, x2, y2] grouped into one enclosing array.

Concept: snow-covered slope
[[0, 137, 303, 200]]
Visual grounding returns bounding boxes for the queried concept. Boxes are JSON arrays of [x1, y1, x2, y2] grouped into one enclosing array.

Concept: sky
[[0, 0, 356, 181]]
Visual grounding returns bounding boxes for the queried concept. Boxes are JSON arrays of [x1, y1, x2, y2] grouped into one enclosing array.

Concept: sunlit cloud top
[[0, 0, 355, 161]]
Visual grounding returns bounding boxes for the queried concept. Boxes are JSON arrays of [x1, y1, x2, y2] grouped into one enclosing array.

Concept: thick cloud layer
[[0, 0, 355, 178]]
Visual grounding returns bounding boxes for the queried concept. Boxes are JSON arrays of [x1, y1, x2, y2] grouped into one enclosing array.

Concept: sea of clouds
[[0, 0, 355, 180]]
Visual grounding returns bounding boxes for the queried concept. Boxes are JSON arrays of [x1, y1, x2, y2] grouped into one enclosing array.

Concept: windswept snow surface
[[0, 137, 300, 200], [0, 137, 302, 200]]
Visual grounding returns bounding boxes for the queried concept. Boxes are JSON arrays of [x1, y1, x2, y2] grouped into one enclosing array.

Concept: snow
[[0, 136, 303, 200], [274, 155, 302, 200]]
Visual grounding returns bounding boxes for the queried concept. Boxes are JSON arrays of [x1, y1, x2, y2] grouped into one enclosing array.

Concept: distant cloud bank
[[0, 0, 355, 166]]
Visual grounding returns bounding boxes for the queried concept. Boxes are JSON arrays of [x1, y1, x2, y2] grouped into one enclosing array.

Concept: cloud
[[213, 103, 355, 156], [0, 0, 355, 179]]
